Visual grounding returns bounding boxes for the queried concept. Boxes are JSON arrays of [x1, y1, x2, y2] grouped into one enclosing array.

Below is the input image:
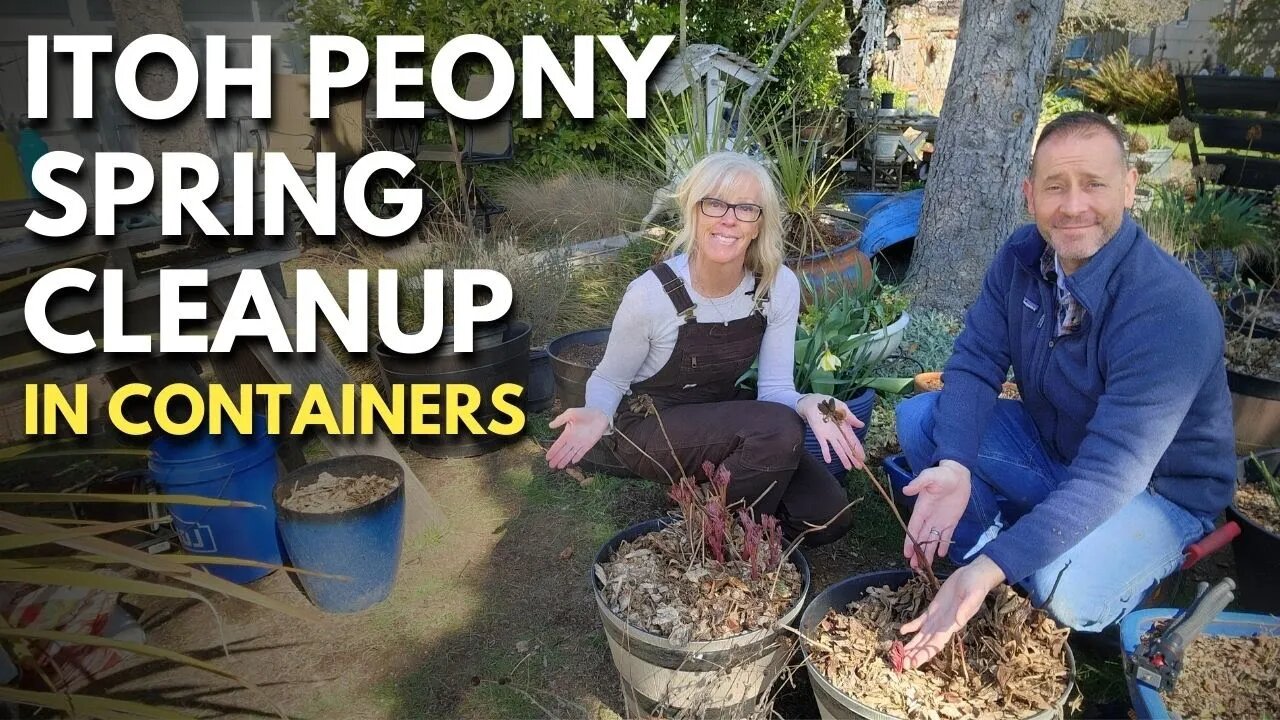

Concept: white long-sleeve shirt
[[584, 253, 804, 421]]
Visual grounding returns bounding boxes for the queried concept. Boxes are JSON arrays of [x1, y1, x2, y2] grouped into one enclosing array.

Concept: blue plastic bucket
[[803, 387, 876, 481], [274, 456, 405, 613], [149, 419, 282, 584], [1121, 608, 1280, 718]]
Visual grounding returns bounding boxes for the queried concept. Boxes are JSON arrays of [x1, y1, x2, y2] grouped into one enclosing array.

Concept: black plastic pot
[[592, 517, 811, 719], [546, 328, 635, 476], [375, 321, 530, 458], [526, 348, 554, 414], [1226, 289, 1279, 340], [547, 327, 611, 411], [1225, 450, 1280, 614], [1227, 368, 1280, 456], [799, 570, 1076, 720]]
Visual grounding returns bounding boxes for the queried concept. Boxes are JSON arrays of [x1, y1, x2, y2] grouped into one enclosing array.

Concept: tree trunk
[[108, 0, 213, 181], [905, 0, 1066, 315]]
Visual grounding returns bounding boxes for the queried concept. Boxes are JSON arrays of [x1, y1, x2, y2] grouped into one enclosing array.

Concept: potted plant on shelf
[[1226, 451, 1280, 614], [592, 409, 814, 719]]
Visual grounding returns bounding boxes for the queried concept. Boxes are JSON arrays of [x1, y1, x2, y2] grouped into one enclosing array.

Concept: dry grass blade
[[3, 554, 346, 579], [0, 686, 196, 719], [1, 492, 258, 508], [0, 517, 168, 552], [0, 567, 203, 600], [0, 510, 323, 622]]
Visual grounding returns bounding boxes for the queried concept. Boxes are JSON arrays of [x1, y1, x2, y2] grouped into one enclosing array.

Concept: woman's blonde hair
[[668, 151, 786, 295]]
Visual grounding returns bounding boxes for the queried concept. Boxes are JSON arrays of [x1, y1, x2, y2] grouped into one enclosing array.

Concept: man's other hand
[[899, 555, 1005, 669], [902, 460, 971, 568]]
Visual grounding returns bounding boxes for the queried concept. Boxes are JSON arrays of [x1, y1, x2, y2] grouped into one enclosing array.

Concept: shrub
[[1074, 49, 1179, 123]]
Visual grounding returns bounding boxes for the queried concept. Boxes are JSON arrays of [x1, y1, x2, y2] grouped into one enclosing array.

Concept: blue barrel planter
[[149, 418, 282, 584], [859, 189, 925, 258], [843, 191, 894, 219], [274, 455, 405, 613], [803, 387, 876, 481]]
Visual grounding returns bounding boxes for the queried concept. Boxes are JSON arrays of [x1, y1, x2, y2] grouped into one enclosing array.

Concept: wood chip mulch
[[596, 521, 803, 646], [807, 575, 1072, 720]]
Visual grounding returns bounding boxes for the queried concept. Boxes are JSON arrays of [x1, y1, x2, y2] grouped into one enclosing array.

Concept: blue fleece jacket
[[931, 215, 1236, 584]]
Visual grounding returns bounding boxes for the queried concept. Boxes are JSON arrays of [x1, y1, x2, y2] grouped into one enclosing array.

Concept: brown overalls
[[607, 263, 853, 547]]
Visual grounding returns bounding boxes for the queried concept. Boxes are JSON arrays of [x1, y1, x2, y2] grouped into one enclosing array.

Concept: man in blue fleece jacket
[[892, 111, 1236, 669]]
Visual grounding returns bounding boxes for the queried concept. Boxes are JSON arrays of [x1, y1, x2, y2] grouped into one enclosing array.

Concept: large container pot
[[274, 455, 405, 613], [526, 347, 554, 413], [547, 327, 610, 411], [375, 321, 530, 458], [593, 518, 811, 719], [799, 569, 1076, 720], [149, 418, 282, 584], [546, 328, 634, 477], [1225, 449, 1280, 614], [1226, 289, 1279, 339], [1227, 369, 1280, 456], [850, 312, 911, 368], [790, 241, 875, 306], [803, 387, 876, 480], [1121, 608, 1280, 719]]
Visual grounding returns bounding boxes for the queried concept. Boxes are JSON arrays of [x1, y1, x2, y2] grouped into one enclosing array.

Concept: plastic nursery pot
[[591, 518, 811, 719], [799, 569, 1076, 720], [274, 455, 405, 613], [804, 386, 876, 481], [1224, 449, 1280, 614], [526, 347, 554, 413]]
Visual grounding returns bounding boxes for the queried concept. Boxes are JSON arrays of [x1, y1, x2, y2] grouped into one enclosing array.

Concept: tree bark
[[108, 0, 214, 181], [905, 0, 1066, 315]]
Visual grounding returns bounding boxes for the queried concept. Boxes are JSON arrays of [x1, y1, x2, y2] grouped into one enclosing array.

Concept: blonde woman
[[546, 151, 861, 546]]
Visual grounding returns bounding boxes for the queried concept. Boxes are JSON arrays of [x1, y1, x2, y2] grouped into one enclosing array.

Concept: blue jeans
[[893, 392, 1211, 631]]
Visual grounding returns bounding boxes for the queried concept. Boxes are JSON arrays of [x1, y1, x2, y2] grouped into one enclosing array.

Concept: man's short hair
[[1033, 111, 1127, 171]]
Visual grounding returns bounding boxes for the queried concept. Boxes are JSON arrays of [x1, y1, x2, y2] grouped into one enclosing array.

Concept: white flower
[[818, 347, 842, 372]]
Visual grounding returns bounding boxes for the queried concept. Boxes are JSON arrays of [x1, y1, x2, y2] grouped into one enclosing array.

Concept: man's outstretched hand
[[898, 555, 1005, 669], [902, 460, 971, 569]]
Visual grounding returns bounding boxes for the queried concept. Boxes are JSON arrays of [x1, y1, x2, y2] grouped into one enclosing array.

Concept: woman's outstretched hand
[[797, 394, 865, 472], [546, 407, 610, 470]]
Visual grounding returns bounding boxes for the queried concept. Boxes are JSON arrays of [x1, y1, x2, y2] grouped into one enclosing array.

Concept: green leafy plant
[[1247, 453, 1280, 511], [1074, 49, 1179, 123], [0, 491, 321, 718], [1040, 84, 1086, 125], [1141, 185, 1268, 259], [739, 279, 913, 400], [761, 106, 862, 259]]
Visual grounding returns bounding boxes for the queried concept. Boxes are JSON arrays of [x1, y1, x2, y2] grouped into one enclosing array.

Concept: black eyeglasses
[[698, 197, 763, 222]]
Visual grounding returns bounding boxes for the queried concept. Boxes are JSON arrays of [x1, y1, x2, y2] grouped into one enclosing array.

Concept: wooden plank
[[0, 226, 165, 272], [206, 275, 444, 539], [0, 247, 300, 337], [1182, 76, 1280, 112], [1194, 115, 1280, 154], [1203, 154, 1280, 192]]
